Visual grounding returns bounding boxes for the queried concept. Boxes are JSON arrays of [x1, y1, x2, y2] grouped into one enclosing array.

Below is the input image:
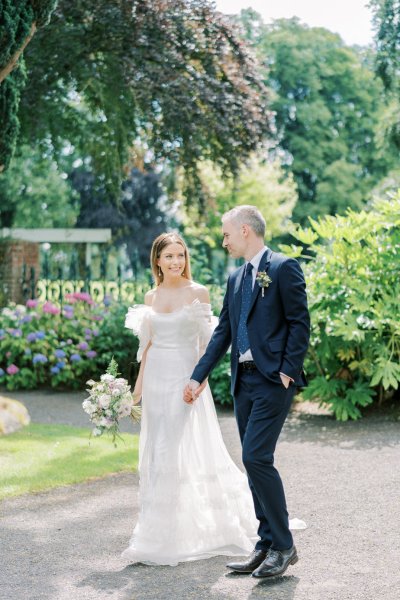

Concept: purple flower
[[33, 353, 48, 364], [77, 341, 89, 351], [11, 328, 22, 337], [26, 332, 37, 342], [92, 329, 99, 337], [84, 328, 92, 336], [70, 354, 81, 362], [36, 331, 46, 340], [56, 361, 66, 369], [21, 315, 33, 323], [63, 312, 74, 320], [0, 368, 5, 377], [103, 295, 112, 307], [86, 350, 97, 358], [92, 314, 104, 321], [6, 364, 19, 375], [64, 305, 74, 312], [54, 349, 66, 359], [50, 366, 60, 374]]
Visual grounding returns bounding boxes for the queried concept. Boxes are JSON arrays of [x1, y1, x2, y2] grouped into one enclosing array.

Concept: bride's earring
[[158, 267, 162, 277]]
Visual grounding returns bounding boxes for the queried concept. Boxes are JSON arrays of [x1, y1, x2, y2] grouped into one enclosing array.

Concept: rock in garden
[[0, 397, 30, 435]]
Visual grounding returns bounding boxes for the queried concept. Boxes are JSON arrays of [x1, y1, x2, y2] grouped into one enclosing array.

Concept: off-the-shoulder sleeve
[[125, 305, 152, 362], [186, 300, 218, 350]]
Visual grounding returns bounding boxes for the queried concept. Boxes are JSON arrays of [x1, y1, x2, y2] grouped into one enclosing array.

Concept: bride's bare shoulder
[[144, 288, 157, 306], [188, 281, 210, 304]]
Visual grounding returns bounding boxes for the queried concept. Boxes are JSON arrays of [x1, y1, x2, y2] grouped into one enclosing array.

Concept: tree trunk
[[0, 22, 37, 84]]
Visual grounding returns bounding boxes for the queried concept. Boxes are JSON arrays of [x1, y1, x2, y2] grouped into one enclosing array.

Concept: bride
[[122, 232, 300, 566]]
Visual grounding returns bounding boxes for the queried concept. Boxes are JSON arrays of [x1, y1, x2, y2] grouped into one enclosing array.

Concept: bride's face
[[157, 243, 186, 279]]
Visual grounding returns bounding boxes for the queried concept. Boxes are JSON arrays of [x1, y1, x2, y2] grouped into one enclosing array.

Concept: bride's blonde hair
[[150, 232, 192, 286]]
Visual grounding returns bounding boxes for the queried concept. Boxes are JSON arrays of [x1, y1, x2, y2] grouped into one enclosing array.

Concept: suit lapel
[[233, 264, 246, 325], [247, 248, 272, 319]]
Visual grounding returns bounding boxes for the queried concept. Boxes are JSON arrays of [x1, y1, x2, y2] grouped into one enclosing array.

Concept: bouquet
[[82, 357, 141, 443]]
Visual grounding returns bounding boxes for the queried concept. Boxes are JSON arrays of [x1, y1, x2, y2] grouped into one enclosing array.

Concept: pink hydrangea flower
[[43, 301, 61, 315], [7, 364, 19, 375], [26, 299, 38, 308]]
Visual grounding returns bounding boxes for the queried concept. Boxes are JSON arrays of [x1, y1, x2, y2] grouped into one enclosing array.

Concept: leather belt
[[239, 361, 257, 371]]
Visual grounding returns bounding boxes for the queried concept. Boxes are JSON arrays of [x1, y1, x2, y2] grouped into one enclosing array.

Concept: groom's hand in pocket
[[279, 372, 293, 389]]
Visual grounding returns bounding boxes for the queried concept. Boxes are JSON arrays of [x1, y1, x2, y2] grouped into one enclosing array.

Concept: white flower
[[92, 427, 102, 436], [98, 394, 110, 408], [101, 374, 114, 382], [86, 379, 96, 386]]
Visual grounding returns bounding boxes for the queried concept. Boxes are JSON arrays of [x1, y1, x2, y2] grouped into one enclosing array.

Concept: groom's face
[[222, 220, 246, 258]]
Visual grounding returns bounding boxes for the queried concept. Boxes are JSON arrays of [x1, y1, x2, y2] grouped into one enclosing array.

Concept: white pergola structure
[[0, 228, 112, 266]]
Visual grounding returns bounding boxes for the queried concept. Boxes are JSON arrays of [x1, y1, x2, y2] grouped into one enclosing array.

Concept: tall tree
[[16, 0, 271, 201], [370, 0, 400, 151], [238, 12, 393, 224], [0, 0, 57, 171]]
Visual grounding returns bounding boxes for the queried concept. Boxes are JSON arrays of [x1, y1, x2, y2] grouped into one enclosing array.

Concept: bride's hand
[[132, 391, 142, 405]]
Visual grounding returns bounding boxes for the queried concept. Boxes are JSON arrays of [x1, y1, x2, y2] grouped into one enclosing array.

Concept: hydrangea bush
[[0, 293, 139, 390]]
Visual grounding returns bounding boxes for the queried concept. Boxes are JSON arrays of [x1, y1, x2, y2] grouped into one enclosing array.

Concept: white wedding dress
[[122, 300, 304, 566]]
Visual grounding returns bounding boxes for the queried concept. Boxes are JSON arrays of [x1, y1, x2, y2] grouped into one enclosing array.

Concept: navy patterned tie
[[237, 262, 253, 355]]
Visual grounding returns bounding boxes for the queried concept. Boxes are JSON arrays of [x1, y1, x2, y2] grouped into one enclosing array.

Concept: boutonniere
[[256, 271, 272, 297]]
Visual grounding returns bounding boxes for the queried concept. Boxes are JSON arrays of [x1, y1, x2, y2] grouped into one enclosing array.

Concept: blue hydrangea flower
[[56, 361, 66, 369], [36, 331, 46, 340], [54, 349, 66, 359], [33, 353, 48, 364], [77, 341, 89, 351], [0, 368, 5, 377], [26, 332, 37, 342], [86, 350, 97, 358], [12, 329, 22, 337], [21, 315, 33, 323], [50, 366, 60, 374], [70, 354, 81, 362]]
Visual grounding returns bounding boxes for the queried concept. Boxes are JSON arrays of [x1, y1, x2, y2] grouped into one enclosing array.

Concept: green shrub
[[282, 191, 400, 420], [0, 293, 140, 390]]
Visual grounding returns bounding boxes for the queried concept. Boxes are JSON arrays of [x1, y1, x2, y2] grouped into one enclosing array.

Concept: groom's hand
[[279, 372, 292, 389], [183, 380, 207, 403]]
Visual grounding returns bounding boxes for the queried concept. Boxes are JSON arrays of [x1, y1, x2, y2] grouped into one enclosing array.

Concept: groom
[[184, 205, 310, 578]]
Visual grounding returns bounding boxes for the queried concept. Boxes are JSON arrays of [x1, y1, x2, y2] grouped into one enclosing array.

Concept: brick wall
[[0, 240, 40, 306]]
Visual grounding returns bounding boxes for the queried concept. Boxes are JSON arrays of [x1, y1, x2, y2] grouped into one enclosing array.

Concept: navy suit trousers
[[234, 366, 295, 551]]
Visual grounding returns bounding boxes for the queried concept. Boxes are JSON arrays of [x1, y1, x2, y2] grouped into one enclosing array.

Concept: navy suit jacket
[[191, 248, 310, 395]]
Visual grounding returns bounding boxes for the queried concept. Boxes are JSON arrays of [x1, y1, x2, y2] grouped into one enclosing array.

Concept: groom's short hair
[[222, 205, 266, 238]]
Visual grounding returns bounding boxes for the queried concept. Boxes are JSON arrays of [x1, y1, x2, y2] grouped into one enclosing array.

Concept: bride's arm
[[132, 290, 154, 403], [132, 341, 151, 404]]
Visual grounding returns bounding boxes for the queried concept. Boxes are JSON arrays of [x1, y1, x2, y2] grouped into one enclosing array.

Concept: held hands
[[183, 379, 207, 404]]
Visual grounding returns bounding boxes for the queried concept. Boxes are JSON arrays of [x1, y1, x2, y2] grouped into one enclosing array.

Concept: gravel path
[[1, 390, 400, 600]]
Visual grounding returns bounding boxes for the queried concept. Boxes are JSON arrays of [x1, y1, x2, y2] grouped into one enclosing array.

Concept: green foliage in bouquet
[[284, 191, 400, 420]]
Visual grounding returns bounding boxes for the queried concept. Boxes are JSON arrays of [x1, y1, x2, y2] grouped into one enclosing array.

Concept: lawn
[[0, 423, 139, 500]]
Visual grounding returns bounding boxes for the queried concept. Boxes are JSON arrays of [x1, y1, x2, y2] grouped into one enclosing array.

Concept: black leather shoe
[[252, 545, 298, 578], [226, 549, 268, 573]]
